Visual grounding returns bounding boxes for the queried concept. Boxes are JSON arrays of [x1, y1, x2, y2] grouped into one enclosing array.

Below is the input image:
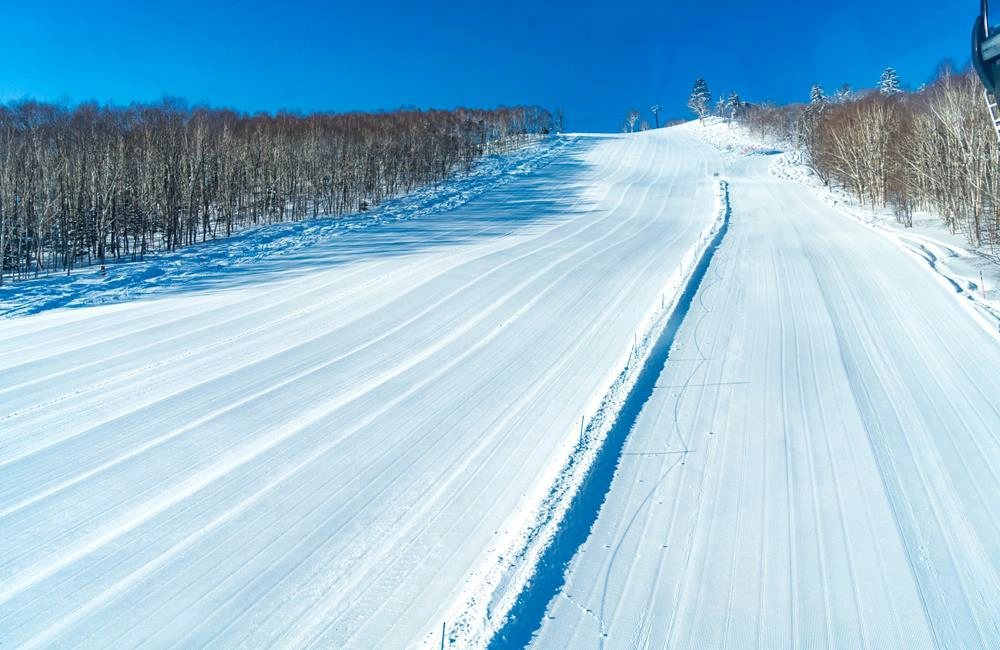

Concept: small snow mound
[[678, 118, 782, 159]]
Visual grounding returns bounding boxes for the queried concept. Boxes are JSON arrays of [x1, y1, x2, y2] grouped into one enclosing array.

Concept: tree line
[[687, 78, 743, 124], [738, 65, 1000, 257], [0, 100, 553, 284], [618, 85, 744, 134]]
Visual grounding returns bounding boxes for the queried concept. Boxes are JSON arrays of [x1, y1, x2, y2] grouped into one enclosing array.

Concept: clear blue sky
[[0, 0, 973, 132]]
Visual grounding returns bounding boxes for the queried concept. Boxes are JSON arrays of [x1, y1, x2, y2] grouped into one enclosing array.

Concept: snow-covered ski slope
[[533, 142, 1000, 648], [0, 128, 724, 647]]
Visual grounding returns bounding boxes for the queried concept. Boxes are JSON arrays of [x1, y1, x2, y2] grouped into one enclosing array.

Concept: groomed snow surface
[[0, 128, 723, 647], [2, 121, 1000, 649], [534, 123, 1000, 649]]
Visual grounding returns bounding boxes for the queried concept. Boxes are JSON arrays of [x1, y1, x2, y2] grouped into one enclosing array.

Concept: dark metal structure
[[973, 0, 1000, 95], [973, 0, 1000, 140]]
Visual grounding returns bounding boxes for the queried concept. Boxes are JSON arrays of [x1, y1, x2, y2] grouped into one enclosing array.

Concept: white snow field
[[0, 128, 725, 647], [533, 141, 1000, 648], [5, 120, 1000, 650]]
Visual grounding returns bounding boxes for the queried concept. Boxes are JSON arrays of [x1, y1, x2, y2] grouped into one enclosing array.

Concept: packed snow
[[533, 121, 1000, 648], [3, 118, 1000, 649], [0, 128, 724, 647], [694, 117, 1000, 337]]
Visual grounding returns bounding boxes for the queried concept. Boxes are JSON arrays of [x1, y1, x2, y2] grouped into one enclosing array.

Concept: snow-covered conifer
[[879, 68, 902, 95], [687, 78, 712, 120], [725, 91, 742, 121], [809, 84, 825, 105]]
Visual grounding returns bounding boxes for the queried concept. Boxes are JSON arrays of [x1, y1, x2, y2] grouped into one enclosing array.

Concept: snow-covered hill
[[534, 124, 1000, 649], [3, 120, 1000, 649], [0, 127, 724, 647], [692, 118, 1000, 336]]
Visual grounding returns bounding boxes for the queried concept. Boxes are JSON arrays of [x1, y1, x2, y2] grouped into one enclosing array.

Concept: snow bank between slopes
[[436, 178, 731, 649]]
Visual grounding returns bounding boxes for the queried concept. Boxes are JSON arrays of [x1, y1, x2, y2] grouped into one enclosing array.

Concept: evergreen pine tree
[[879, 68, 902, 95], [809, 84, 826, 106], [725, 91, 742, 121], [801, 84, 826, 150], [687, 78, 712, 120]]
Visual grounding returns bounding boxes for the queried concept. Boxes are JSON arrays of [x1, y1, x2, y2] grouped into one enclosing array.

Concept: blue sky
[[0, 0, 973, 131]]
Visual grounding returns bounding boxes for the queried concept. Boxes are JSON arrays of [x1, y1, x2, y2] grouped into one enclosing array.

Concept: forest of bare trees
[[0, 101, 552, 284], [739, 66, 1000, 258]]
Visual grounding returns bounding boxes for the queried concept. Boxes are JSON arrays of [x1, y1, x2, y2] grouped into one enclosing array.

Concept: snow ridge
[[440, 178, 732, 648]]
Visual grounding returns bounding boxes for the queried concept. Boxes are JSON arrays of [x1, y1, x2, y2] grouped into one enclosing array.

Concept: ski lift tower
[[973, 0, 1000, 140]]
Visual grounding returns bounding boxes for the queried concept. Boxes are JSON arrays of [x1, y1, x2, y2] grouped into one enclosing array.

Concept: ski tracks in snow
[[5, 123, 999, 649], [0, 129, 726, 648], [533, 153, 1000, 649]]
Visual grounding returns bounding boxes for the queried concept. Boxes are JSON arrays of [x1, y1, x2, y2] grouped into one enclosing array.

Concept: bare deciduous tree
[[739, 66, 1000, 256], [627, 110, 640, 133], [0, 101, 554, 283]]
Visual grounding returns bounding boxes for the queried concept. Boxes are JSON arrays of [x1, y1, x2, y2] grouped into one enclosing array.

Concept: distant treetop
[[688, 78, 712, 120], [879, 68, 902, 95]]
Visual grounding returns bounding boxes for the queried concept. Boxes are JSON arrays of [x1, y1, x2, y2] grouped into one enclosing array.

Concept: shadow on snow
[[0, 136, 598, 319]]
